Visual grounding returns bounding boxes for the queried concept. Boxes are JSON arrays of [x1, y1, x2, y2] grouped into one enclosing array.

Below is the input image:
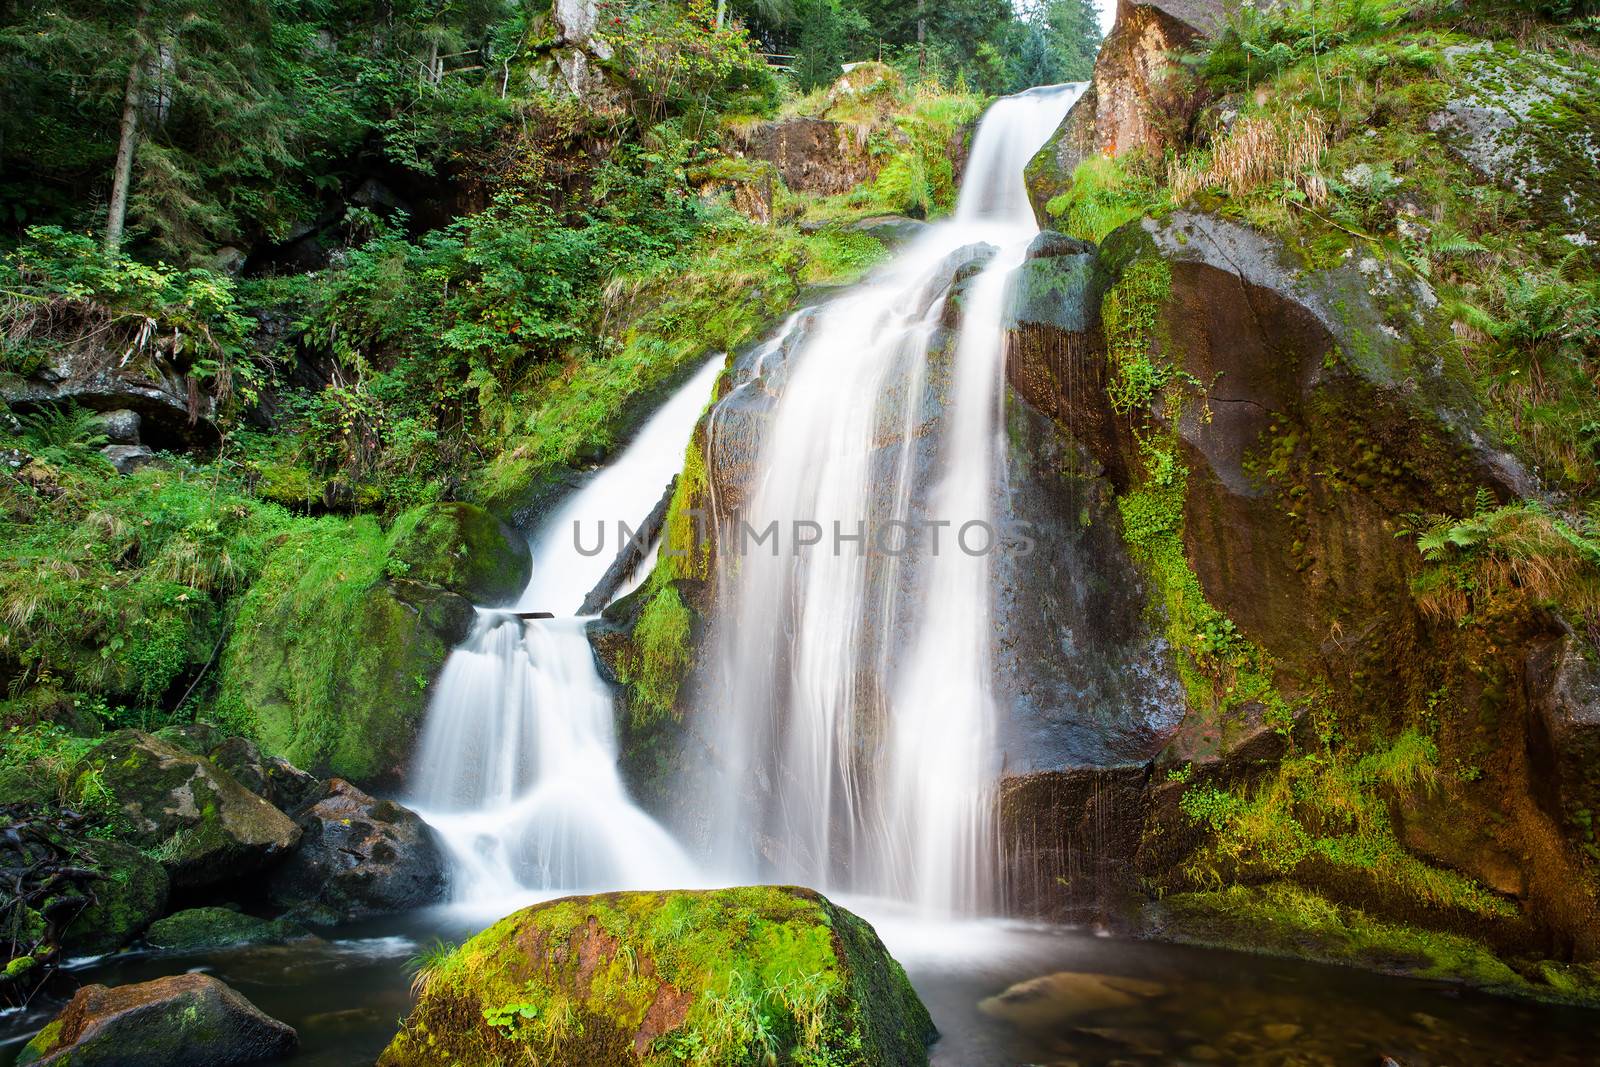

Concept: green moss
[[145, 906, 306, 952], [386, 501, 530, 605], [1157, 882, 1530, 989], [383, 886, 934, 1067], [213, 512, 472, 780], [1047, 155, 1165, 244]]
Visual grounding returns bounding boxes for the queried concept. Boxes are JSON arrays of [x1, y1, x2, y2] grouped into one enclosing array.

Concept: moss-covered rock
[[144, 907, 309, 953], [220, 546, 474, 783], [380, 886, 935, 1067], [17, 972, 297, 1066], [59, 839, 168, 956], [387, 501, 531, 606], [91, 730, 300, 889]]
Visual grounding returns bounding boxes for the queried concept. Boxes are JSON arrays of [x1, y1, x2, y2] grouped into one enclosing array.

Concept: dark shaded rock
[[1000, 767, 1153, 922], [388, 501, 532, 606], [151, 722, 225, 756], [268, 779, 446, 922], [59, 840, 168, 957], [92, 731, 300, 889], [99, 444, 155, 474], [17, 973, 297, 1066], [1527, 633, 1600, 834], [94, 409, 140, 445], [145, 907, 309, 952], [378, 886, 934, 1067], [208, 736, 323, 813], [1, 348, 216, 451]]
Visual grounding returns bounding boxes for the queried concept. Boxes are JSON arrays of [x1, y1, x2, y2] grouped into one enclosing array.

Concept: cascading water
[[408, 357, 724, 903], [707, 84, 1083, 915]]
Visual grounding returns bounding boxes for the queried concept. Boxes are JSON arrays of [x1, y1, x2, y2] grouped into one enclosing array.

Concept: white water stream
[[408, 357, 723, 903], [710, 84, 1082, 915], [409, 84, 1082, 917]]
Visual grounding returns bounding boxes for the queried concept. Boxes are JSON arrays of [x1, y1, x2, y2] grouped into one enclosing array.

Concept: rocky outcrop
[[1, 349, 217, 451], [379, 886, 934, 1067], [1427, 43, 1600, 242], [731, 118, 881, 197], [17, 973, 297, 1067], [208, 735, 324, 813], [92, 731, 301, 889], [1002, 212, 1600, 980], [1025, 1, 1224, 224], [268, 779, 446, 922]]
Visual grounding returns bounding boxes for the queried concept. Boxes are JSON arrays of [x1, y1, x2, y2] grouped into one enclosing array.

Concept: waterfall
[[408, 357, 724, 903], [708, 84, 1083, 915]]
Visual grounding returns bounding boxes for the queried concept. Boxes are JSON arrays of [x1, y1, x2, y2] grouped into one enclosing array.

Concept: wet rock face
[[732, 117, 881, 197], [999, 767, 1153, 922], [1, 349, 217, 452], [996, 231, 1183, 774], [268, 779, 446, 922], [17, 973, 297, 1067], [92, 731, 300, 890]]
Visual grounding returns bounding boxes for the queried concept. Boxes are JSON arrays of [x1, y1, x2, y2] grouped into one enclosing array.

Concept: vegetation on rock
[[383, 885, 935, 1067]]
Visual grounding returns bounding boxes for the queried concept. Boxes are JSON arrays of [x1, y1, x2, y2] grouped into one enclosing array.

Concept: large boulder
[[17, 973, 297, 1066], [207, 735, 324, 813], [732, 117, 881, 196], [91, 731, 300, 889], [387, 501, 532, 606], [268, 779, 446, 922], [379, 886, 935, 1067]]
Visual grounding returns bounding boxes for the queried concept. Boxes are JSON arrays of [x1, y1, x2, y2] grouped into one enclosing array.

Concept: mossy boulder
[[221, 573, 473, 784], [387, 501, 531, 606], [380, 886, 935, 1067], [1427, 42, 1600, 240], [91, 730, 300, 889], [144, 907, 309, 953], [59, 839, 168, 956], [17, 973, 297, 1066], [268, 779, 446, 922]]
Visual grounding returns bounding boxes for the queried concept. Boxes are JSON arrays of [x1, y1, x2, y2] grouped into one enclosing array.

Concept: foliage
[[1177, 730, 1514, 919], [1, 228, 255, 406], [1406, 494, 1600, 623], [0, 425, 291, 717]]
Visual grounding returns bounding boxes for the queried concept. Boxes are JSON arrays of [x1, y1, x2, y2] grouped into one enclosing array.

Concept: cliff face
[[997, 0, 1600, 998]]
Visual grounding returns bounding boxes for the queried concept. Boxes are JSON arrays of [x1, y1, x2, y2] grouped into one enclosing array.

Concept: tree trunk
[[716, 0, 726, 29], [105, 50, 144, 253], [917, 0, 926, 78]]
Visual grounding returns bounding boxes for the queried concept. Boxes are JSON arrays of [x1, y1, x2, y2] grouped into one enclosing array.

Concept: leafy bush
[[1, 227, 256, 406]]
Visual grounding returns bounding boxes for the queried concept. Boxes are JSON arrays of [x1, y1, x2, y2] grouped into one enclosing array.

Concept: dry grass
[[1167, 108, 1329, 205]]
